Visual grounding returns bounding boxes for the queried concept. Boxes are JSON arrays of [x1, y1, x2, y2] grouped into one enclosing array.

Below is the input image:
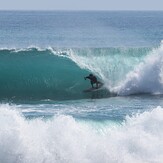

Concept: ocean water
[[1, 11, 163, 163]]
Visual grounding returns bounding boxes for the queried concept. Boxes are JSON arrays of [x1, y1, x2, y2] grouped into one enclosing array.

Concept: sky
[[0, 0, 163, 10]]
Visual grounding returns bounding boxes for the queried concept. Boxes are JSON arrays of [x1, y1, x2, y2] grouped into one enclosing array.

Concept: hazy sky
[[0, 0, 163, 10]]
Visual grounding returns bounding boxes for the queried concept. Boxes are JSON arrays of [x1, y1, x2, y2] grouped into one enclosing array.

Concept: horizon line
[[0, 9, 163, 12]]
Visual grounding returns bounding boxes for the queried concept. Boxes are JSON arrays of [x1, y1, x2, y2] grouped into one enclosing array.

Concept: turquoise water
[[1, 11, 163, 162], [0, 11, 163, 47], [0, 47, 152, 101]]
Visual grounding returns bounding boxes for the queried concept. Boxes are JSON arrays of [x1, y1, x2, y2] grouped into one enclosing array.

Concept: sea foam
[[0, 104, 163, 163], [115, 41, 163, 95]]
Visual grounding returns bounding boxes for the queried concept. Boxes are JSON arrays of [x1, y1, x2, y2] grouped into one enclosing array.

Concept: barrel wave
[[0, 43, 163, 101]]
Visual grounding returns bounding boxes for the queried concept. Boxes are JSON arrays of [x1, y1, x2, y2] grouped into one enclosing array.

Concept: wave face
[[0, 48, 90, 100], [0, 43, 163, 100], [0, 104, 163, 163]]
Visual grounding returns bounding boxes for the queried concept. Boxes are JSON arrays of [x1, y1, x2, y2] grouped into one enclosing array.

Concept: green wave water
[[0, 46, 162, 101]]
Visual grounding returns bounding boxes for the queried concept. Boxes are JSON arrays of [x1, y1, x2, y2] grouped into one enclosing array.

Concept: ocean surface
[[1, 11, 163, 163]]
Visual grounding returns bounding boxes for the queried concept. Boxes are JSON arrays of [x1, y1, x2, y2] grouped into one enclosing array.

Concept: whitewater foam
[[0, 104, 163, 163], [115, 41, 163, 95]]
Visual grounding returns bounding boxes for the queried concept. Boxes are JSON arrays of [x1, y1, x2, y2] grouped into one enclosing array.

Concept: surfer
[[84, 74, 102, 89]]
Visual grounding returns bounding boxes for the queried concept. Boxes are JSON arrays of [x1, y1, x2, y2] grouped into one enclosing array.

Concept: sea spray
[[66, 47, 151, 93], [115, 41, 163, 95]]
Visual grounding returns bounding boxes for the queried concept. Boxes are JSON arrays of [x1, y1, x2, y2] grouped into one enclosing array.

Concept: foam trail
[[0, 104, 163, 163]]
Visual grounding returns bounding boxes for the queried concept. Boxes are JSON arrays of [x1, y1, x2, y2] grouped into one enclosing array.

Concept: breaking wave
[[0, 42, 163, 100]]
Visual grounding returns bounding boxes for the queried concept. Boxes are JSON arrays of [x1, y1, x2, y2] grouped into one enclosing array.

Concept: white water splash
[[0, 104, 163, 163], [115, 41, 163, 95]]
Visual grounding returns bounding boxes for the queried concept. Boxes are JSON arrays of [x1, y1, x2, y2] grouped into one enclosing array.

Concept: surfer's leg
[[96, 83, 98, 89], [91, 81, 94, 88], [97, 81, 103, 88]]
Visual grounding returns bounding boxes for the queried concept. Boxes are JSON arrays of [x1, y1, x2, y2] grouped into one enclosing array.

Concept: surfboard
[[83, 84, 103, 93]]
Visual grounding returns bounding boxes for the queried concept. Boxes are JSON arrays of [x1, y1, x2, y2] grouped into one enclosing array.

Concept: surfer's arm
[[84, 76, 90, 80]]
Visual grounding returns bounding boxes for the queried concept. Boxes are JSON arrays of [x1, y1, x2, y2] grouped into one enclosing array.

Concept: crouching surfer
[[84, 74, 102, 89]]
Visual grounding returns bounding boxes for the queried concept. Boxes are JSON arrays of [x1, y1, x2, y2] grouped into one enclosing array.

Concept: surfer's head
[[89, 74, 93, 77]]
